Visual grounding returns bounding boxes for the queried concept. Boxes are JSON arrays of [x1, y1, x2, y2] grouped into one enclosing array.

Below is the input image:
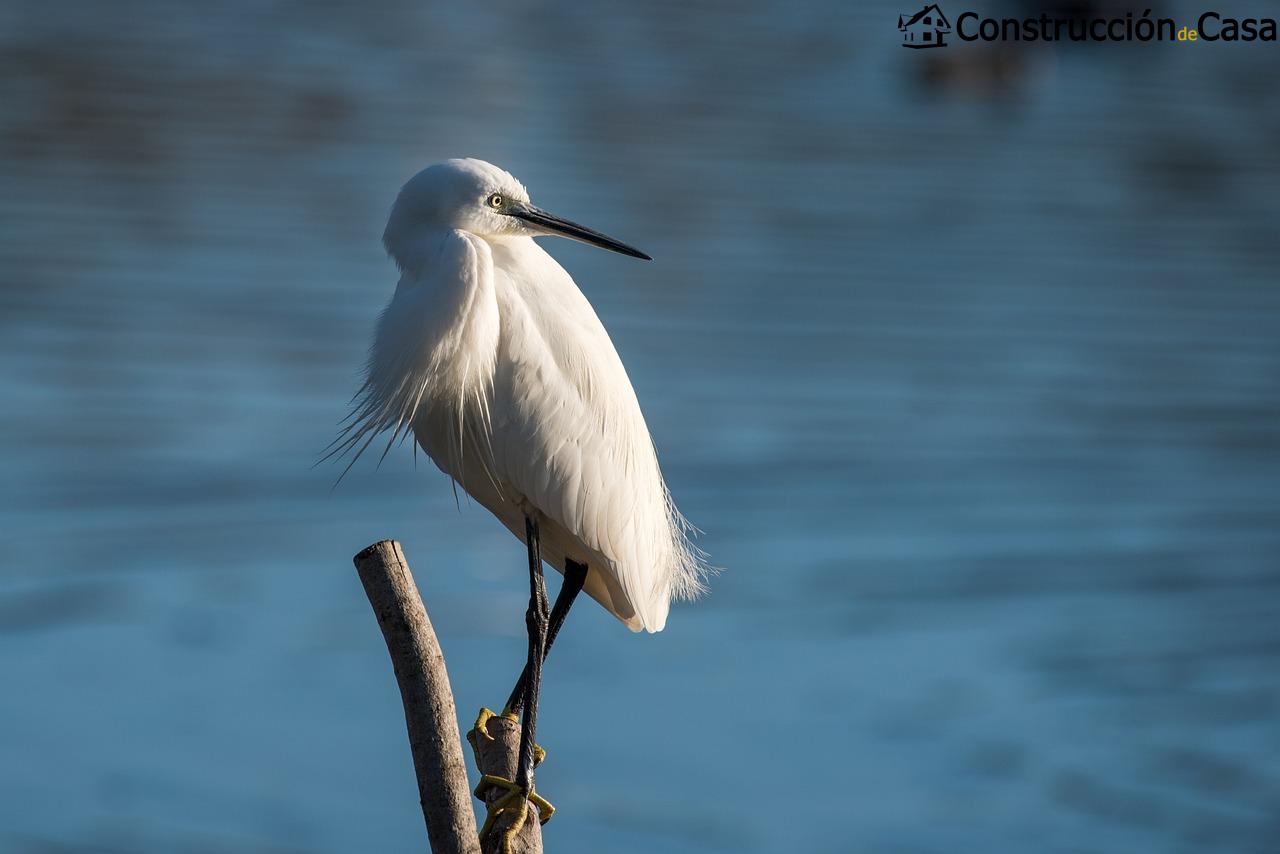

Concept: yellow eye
[[488, 193, 504, 208]]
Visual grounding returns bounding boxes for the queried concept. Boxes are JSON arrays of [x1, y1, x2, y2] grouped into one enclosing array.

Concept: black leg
[[505, 557, 589, 717], [516, 516, 550, 791]]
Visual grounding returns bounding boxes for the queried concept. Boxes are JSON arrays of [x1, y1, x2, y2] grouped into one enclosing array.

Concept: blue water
[[2, 1, 1279, 851]]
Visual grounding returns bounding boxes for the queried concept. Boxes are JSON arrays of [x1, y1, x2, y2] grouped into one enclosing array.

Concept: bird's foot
[[471, 707, 546, 765], [472, 706, 518, 741], [475, 774, 555, 851]]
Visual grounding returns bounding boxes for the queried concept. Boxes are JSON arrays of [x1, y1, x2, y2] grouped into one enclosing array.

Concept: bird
[[328, 158, 709, 846]]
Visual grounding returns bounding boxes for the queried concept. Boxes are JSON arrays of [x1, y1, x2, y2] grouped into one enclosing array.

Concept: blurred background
[[2, 0, 1278, 851]]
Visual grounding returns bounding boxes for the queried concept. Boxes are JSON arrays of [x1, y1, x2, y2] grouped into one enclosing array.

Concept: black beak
[[509, 203, 651, 261]]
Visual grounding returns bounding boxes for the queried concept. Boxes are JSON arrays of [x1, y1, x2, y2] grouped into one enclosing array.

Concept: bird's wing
[[484, 243, 704, 632]]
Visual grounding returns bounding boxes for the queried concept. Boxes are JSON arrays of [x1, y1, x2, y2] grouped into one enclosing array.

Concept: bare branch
[[354, 540, 482, 854]]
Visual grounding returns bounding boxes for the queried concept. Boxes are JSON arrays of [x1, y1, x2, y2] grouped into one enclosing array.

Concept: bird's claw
[[475, 774, 555, 852], [472, 707, 546, 765], [472, 707, 515, 742]]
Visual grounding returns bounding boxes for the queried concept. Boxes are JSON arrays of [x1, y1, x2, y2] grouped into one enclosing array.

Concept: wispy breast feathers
[[324, 230, 499, 479]]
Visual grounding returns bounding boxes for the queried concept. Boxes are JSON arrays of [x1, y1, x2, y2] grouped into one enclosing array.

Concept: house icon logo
[[898, 4, 952, 48]]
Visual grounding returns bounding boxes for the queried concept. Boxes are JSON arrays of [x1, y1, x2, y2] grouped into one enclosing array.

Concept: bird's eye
[[488, 193, 504, 208]]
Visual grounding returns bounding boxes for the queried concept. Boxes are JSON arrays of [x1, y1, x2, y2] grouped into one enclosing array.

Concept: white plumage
[[334, 159, 707, 632]]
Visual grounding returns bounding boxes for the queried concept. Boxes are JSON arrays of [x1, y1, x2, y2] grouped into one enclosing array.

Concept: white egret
[[330, 158, 709, 842]]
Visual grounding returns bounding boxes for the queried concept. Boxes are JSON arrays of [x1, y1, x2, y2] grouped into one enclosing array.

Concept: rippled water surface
[[2, 1, 1279, 851]]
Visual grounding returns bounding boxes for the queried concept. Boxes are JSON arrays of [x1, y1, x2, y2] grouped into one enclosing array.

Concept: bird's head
[[384, 158, 650, 267]]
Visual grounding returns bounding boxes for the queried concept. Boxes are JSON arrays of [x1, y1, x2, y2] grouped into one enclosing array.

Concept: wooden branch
[[467, 712, 545, 854], [353, 540, 482, 854]]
